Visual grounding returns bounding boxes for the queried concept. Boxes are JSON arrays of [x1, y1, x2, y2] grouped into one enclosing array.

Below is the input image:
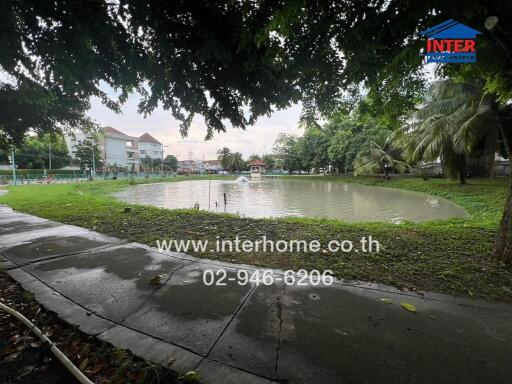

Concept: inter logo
[[420, 19, 481, 63]]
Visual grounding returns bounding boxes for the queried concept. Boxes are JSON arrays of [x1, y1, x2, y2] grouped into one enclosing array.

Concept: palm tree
[[217, 147, 232, 171], [354, 138, 408, 178], [248, 153, 261, 162], [395, 79, 512, 265], [394, 80, 507, 184]]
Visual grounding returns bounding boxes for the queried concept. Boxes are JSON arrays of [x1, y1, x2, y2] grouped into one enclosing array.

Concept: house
[[138, 133, 163, 161], [65, 131, 95, 158], [66, 127, 172, 173], [203, 160, 223, 173], [248, 159, 266, 178], [66, 127, 139, 171], [102, 127, 140, 172], [177, 160, 205, 174]]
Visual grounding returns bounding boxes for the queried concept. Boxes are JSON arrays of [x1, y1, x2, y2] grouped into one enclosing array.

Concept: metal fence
[[0, 171, 179, 185]]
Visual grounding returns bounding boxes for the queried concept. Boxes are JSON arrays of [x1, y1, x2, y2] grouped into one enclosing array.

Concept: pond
[[112, 178, 468, 223]]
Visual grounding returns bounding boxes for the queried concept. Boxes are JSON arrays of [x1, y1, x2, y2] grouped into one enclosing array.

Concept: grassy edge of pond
[[1, 175, 511, 302]]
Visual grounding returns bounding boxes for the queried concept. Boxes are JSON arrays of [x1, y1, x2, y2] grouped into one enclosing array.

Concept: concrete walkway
[[1, 205, 512, 384]]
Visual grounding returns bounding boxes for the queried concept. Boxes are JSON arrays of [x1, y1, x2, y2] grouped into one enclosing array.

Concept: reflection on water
[[112, 179, 468, 223]]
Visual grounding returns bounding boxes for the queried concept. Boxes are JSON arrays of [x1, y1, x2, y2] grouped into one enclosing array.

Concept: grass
[[1, 174, 511, 302]]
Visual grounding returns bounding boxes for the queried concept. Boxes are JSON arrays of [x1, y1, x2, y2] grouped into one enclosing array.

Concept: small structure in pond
[[248, 159, 267, 178]]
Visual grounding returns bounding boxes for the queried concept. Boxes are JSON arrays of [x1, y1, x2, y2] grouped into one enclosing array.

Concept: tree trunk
[[458, 158, 466, 184], [493, 122, 512, 264], [494, 176, 512, 264]]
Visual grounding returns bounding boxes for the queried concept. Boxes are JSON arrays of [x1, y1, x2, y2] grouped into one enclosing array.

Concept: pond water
[[112, 178, 468, 223]]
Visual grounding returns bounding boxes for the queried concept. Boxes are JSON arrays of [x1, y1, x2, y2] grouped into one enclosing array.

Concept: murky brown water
[[112, 178, 468, 223]]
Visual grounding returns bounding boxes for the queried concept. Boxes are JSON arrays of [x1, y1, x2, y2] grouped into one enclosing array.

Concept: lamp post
[[11, 148, 16, 185]]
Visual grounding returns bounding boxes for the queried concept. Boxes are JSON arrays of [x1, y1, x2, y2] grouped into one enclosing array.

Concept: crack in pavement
[[195, 281, 258, 370], [0, 241, 128, 268], [274, 283, 286, 381]]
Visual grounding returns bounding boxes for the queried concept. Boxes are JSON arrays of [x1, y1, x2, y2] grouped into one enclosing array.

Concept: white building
[[102, 127, 140, 172], [65, 131, 95, 158], [177, 159, 206, 174], [138, 133, 163, 161], [66, 128, 168, 173], [66, 127, 140, 172]]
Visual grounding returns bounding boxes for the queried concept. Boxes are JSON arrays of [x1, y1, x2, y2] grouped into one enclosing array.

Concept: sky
[[88, 93, 303, 161]]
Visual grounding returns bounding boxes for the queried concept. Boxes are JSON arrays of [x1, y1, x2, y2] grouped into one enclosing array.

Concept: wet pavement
[[1, 205, 512, 384]]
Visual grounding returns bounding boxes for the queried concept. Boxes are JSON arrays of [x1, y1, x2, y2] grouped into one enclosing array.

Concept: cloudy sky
[[88, 92, 303, 161]]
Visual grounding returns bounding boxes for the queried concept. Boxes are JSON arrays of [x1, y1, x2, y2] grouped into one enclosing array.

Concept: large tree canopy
[[2, 1, 511, 145]]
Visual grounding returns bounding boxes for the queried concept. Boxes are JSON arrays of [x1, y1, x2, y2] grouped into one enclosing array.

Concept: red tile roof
[[248, 159, 266, 166]]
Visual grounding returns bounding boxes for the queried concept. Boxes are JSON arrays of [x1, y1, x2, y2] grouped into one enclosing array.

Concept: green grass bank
[[1, 175, 511, 302]]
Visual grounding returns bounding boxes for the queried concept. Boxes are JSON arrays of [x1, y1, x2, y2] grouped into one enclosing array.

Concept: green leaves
[[400, 302, 417, 313], [181, 370, 200, 382]]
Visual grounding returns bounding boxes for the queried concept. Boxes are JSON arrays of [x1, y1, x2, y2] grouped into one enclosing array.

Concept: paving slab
[[0, 205, 32, 219], [0, 255, 17, 270], [0, 215, 61, 236], [98, 325, 203, 372], [122, 262, 255, 355], [0, 225, 87, 250], [196, 358, 278, 384], [211, 281, 512, 384], [7, 268, 115, 335], [208, 283, 283, 380], [23, 243, 193, 322], [0, 227, 123, 266]]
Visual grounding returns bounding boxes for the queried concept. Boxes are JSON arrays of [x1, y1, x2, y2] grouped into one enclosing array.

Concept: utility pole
[[11, 149, 16, 185], [91, 146, 96, 179]]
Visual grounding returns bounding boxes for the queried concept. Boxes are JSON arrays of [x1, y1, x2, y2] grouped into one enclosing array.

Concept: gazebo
[[248, 159, 267, 178]]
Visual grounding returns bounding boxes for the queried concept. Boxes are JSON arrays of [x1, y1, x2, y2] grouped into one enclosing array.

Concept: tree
[[354, 138, 408, 178], [395, 80, 507, 184], [273, 134, 300, 172], [163, 155, 178, 171], [0, 81, 96, 150], [231, 152, 245, 172], [262, 154, 276, 171], [325, 113, 394, 174], [295, 128, 330, 173], [141, 155, 154, 172], [14, 134, 70, 170], [75, 140, 103, 174], [217, 147, 232, 171], [248, 154, 261, 162], [396, 79, 512, 262]]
